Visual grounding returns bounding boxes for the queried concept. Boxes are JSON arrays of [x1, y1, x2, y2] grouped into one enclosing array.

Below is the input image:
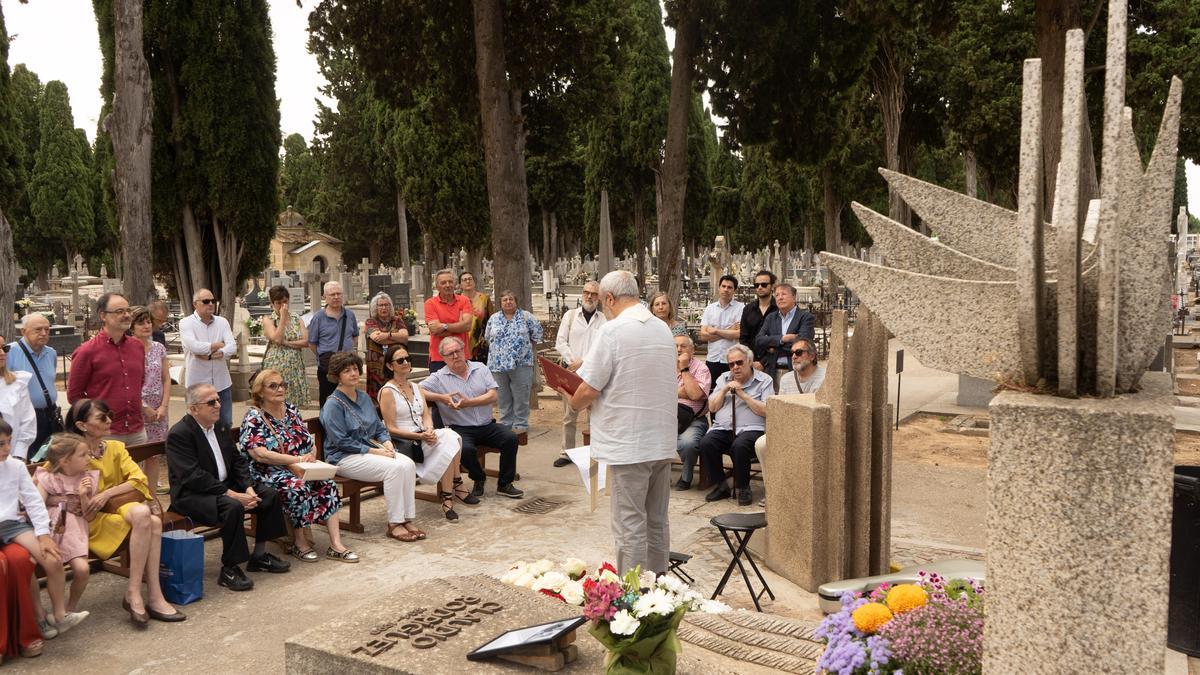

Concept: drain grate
[[514, 497, 565, 515], [944, 414, 991, 436]]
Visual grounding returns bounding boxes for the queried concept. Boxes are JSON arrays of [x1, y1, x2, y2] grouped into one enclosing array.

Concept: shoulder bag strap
[[793, 369, 803, 393], [336, 312, 347, 351], [18, 341, 54, 409]]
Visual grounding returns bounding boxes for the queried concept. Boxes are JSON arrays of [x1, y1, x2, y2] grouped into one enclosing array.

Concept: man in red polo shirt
[[67, 292, 147, 445], [424, 269, 473, 373]]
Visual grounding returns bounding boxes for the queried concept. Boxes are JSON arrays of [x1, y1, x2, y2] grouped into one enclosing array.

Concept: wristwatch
[[680, 367, 689, 374]]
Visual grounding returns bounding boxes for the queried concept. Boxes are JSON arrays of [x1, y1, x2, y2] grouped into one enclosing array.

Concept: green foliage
[[279, 132, 320, 216], [705, 139, 742, 242], [147, 0, 281, 282], [29, 81, 93, 260], [683, 94, 714, 244], [9, 64, 41, 272], [1127, 0, 1200, 162], [1190, 213, 1200, 233]]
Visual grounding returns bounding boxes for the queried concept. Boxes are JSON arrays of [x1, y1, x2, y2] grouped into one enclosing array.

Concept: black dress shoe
[[496, 483, 525, 499], [218, 565, 254, 591], [471, 479, 486, 497], [553, 455, 572, 468], [674, 479, 691, 491], [705, 485, 731, 502], [147, 606, 187, 622], [736, 488, 753, 507], [248, 552, 291, 574]]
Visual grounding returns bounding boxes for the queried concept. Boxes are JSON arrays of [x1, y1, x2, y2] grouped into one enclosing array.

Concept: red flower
[[539, 588, 565, 603], [599, 562, 618, 575]]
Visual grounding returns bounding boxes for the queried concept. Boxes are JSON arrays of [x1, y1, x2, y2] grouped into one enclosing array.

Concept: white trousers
[[336, 452, 418, 523]]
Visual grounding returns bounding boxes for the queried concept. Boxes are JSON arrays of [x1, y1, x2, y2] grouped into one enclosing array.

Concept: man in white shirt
[[699, 344, 774, 506], [699, 275, 744, 385], [552, 280, 606, 467], [179, 289, 237, 427], [561, 271, 677, 575]]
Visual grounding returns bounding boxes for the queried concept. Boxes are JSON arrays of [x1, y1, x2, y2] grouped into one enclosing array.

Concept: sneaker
[[218, 565, 254, 591], [673, 478, 691, 491], [36, 617, 58, 640], [471, 479, 486, 497], [496, 483, 525, 499], [248, 552, 291, 574], [54, 611, 89, 636], [758, 496, 766, 508], [553, 455, 572, 468]]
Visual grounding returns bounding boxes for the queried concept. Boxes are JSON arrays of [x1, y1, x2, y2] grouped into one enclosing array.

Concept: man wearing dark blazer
[[753, 284, 815, 382], [166, 383, 290, 591]]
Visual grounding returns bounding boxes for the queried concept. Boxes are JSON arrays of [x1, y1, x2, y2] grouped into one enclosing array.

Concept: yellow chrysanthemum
[[885, 584, 928, 615], [851, 602, 893, 634]]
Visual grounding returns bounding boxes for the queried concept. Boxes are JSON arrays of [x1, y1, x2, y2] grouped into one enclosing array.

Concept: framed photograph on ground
[[466, 616, 586, 661]]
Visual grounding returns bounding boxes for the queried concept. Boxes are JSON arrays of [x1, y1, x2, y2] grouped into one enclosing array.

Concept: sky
[[1, 0, 1197, 216]]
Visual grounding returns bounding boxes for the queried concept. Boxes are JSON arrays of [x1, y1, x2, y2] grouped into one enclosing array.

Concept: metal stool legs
[[711, 526, 775, 611]]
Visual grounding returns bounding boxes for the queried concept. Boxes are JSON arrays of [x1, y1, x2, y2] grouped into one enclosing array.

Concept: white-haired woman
[[0, 336, 36, 461], [364, 292, 409, 400]]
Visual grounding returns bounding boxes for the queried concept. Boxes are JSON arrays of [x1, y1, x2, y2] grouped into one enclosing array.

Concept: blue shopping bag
[[159, 528, 204, 605]]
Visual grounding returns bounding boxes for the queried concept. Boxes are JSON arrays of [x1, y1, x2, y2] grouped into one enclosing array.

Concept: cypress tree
[[30, 81, 94, 264], [0, 4, 24, 340]]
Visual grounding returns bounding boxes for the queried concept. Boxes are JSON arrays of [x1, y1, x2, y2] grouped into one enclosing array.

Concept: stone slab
[[849, 202, 1013, 281], [285, 574, 596, 674], [1052, 29, 1088, 396], [985, 372, 1174, 673], [956, 374, 996, 407], [1016, 58, 1046, 386]]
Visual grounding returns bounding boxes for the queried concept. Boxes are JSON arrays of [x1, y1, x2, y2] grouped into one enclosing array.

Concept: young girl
[[32, 434, 95, 633]]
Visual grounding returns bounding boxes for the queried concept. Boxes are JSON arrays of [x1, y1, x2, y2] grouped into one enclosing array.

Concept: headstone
[[369, 274, 393, 301], [99, 263, 108, 279], [70, 270, 80, 315], [72, 254, 83, 274], [51, 263, 60, 280], [102, 278, 123, 294], [391, 283, 412, 311], [411, 264, 426, 298], [286, 575, 596, 674]]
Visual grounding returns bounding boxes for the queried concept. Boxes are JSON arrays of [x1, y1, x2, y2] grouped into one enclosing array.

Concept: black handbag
[[390, 436, 425, 464]]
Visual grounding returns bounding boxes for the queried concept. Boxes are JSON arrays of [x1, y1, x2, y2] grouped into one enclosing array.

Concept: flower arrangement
[[815, 571, 984, 675], [244, 316, 263, 337], [501, 559, 729, 674]]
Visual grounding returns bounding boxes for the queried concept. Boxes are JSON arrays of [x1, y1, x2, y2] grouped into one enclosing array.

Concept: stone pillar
[[985, 372, 1173, 673]]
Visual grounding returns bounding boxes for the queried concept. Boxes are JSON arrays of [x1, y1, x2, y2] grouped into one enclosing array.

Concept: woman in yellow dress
[[458, 271, 493, 361], [67, 399, 185, 624]]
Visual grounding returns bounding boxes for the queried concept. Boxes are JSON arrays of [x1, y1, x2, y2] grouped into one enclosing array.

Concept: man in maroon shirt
[[67, 292, 147, 446], [423, 269, 473, 373]]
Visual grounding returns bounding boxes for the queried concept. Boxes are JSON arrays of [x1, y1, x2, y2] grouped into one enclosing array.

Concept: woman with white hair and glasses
[[364, 292, 409, 400]]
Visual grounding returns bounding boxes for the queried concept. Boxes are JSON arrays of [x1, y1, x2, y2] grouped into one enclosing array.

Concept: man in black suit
[[166, 383, 290, 591], [753, 284, 815, 385]]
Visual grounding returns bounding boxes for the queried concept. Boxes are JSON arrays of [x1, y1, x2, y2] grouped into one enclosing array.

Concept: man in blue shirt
[[7, 315, 58, 453], [420, 337, 524, 500], [308, 281, 360, 406]]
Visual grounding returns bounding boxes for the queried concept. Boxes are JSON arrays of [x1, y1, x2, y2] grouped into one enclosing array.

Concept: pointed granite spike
[[1016, 58, 1046, 386], [1117, 77, 1182, 393], [850, 203, 1013, 281], [821, 254, 1021, 381], [1053, 29, 1088, 396]]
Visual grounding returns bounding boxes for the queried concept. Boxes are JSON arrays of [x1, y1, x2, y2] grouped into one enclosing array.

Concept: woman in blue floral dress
[[484, 291, 543, 442], [238, 368, 358, 564]]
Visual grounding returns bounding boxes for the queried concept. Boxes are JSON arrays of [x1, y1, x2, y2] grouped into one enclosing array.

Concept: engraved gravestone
[[286, 575, 594, 674]]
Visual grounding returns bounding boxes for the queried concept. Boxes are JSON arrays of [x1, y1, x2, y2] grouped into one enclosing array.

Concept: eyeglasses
[[103, 307, 131, 315], [265, 382, 288, 391], [89, 411, 112, 423], [198, 298, 215, 305], [201, 398, 221, 408], [443, 349, 463, 358], [728, 359, 746, 367], [391, 356, 411, 365], [754, 282, 772, 288]]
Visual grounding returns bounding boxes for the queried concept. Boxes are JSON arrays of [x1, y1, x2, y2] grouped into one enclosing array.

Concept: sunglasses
[[198, 298, 216, 305], [791, 351, 809, 358], [91, 412, 113, 422], [0, 344, 8, 354], [201, 398, 221, 408], [728, 359, 746, 367], [265, 382, 288, 391], [391, 356, 411, 365], [754, 282, 772, 288]]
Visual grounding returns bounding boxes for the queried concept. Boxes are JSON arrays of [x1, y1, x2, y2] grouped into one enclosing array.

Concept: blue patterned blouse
[[484, 309, 544, 372]]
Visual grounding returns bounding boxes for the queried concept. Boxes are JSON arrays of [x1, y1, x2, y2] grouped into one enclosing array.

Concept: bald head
[[20, 314, 50, 350]]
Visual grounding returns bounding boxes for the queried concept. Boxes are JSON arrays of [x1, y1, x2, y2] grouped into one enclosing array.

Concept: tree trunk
[[550, 211, 558, 263], [821, 163, 843, 255], [964, 148, 978, 199], [871, 36, 911, 228], [171, 237, 193, 306], [180, 203, 207, 295], [634, 187, 647, 291], [656, 10, 698, 308], [110, 0, 154, 305], [396, 190, 410, 268], [472, 0, 533, 310], [0, 209, 15, 340], [1036, 0, 1098, 209], [212, 215, 242, 323], [466, 245, 485, 291]]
